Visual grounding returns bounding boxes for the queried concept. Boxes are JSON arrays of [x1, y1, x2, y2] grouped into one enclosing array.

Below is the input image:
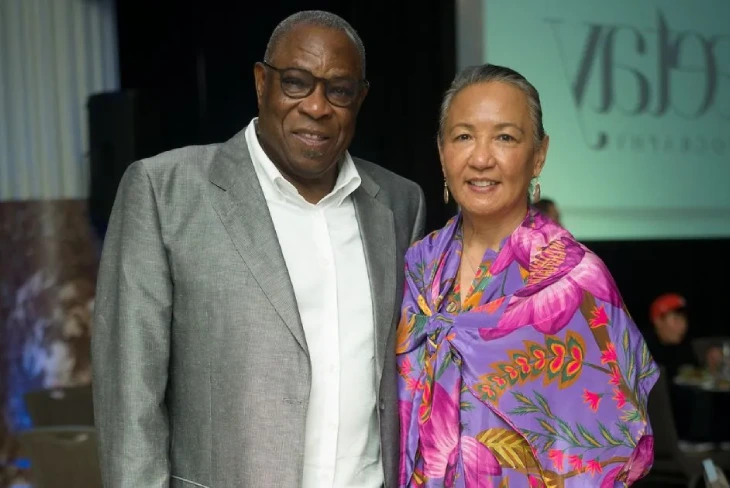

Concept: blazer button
[[379, 399, 385, 411]]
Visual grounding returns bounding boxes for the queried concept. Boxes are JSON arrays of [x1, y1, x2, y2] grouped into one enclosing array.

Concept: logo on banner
[[547, 10, 729, 155]]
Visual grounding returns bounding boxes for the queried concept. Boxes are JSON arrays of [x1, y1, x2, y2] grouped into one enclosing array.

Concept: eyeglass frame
[[260, 61, 369, 108]]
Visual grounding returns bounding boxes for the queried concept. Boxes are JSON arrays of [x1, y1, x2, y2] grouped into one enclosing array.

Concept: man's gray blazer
[[91, 127, 426, 488]]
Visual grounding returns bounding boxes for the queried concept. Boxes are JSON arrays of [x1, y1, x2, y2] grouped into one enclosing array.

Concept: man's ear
[[254, 62, 266, 107]]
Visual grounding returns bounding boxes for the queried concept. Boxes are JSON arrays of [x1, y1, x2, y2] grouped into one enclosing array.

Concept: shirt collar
[[244, 118, 361, 208]]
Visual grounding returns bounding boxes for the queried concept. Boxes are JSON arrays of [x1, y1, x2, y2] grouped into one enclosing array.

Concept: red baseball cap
[[650, 293, 687, 323]]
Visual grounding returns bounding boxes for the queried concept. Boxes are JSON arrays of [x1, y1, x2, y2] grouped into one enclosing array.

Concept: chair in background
[[645, 366, 730, 487], [23, 385, 94, 427], [17, 426, 101, 488]]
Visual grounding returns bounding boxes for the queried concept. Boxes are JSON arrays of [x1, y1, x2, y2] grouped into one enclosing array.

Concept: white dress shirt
[[245, 119, 383, 488]]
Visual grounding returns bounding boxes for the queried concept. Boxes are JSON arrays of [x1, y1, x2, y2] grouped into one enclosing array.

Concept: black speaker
[[87, 90, 160, 239]]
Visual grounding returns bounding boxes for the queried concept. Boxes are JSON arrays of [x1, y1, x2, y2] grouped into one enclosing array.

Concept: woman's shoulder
[[574, 241, 616, 281], [519, 213, 621, 297], [406, 215, 459, 263]]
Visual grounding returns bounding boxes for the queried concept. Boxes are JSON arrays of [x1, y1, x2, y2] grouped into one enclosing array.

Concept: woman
[[396, 64, 657, 487]]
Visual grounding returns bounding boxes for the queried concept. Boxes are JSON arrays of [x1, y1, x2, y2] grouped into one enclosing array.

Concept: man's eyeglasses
[[261, 61, 368, 108]]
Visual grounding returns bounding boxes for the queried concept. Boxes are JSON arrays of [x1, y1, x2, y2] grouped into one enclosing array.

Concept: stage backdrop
[[0, 0, 118, 484], [457, 0, 730, 240]]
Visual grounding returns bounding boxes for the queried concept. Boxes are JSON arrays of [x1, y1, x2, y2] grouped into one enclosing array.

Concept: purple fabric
[[396, 210, 658, 487]]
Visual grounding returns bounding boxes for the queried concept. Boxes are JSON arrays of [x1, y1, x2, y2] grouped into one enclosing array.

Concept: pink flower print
[[589, 304, 610, 328], [528, 474, 546, 487], [548, 449, 565, 472], [568, 454, 584, 472], [399, 355, 414, 376], [399, 400, 412, 486], [601, 435, 655, 487], [609, 365, 622, 386], [583, 389, 603, 412], [612, 388, 627, 409], [404, 375, 420, 392], [461, 435, 501, 486], [601, 343, 618, 365], [625, 435, 655, 483], [419, 382, 460, 479], [480, 214, 622, 341], [586, 459, 603, 476]]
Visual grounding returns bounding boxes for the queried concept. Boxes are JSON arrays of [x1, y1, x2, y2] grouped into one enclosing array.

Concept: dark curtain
[[585, 239, 730, 338], [114, 0, 457, 232]]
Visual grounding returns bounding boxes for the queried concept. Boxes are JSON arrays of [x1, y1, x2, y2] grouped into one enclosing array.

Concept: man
[[92, 10, 425, 488]]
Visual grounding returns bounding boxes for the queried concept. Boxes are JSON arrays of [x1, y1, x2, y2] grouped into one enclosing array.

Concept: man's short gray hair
[[264, 10, 366, 78], [438, 64, 546, 146]]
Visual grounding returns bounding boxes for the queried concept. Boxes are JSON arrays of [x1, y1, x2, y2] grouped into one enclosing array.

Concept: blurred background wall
[[1, 0, 117, 483], [0, 0, 728, 485]]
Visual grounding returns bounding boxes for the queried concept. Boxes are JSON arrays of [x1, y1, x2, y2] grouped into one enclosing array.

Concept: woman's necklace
[[462, 228, 485, 275], [460, 236, 485, 280], [463, 248, 482, 274]]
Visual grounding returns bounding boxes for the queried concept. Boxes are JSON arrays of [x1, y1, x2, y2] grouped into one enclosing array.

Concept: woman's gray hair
[[264, 10, 366, 78], [438, 64, 545, 146]]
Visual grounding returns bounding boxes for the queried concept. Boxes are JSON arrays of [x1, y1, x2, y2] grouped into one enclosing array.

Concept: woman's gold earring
[[443, 179, 450, 204]]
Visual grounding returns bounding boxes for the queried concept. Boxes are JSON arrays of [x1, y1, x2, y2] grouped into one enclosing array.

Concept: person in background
[[644, 293, 727, 450], [644, 293, 722, 379], [533, 197, 561, 226]]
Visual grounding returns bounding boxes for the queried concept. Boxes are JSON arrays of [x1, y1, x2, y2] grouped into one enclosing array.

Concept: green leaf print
[[510, 406, 542, 415], [577, 424, 603, 448], [617, 422, 637, 448]]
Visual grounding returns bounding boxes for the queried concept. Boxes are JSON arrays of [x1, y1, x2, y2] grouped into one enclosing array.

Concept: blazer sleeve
[[91, 160, 173, 487], [409, 185, 427, 244]]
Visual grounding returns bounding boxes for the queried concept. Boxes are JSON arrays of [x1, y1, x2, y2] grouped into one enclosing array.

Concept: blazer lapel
[[352, 172, 396, 386], [208, 129, 307, 354]]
